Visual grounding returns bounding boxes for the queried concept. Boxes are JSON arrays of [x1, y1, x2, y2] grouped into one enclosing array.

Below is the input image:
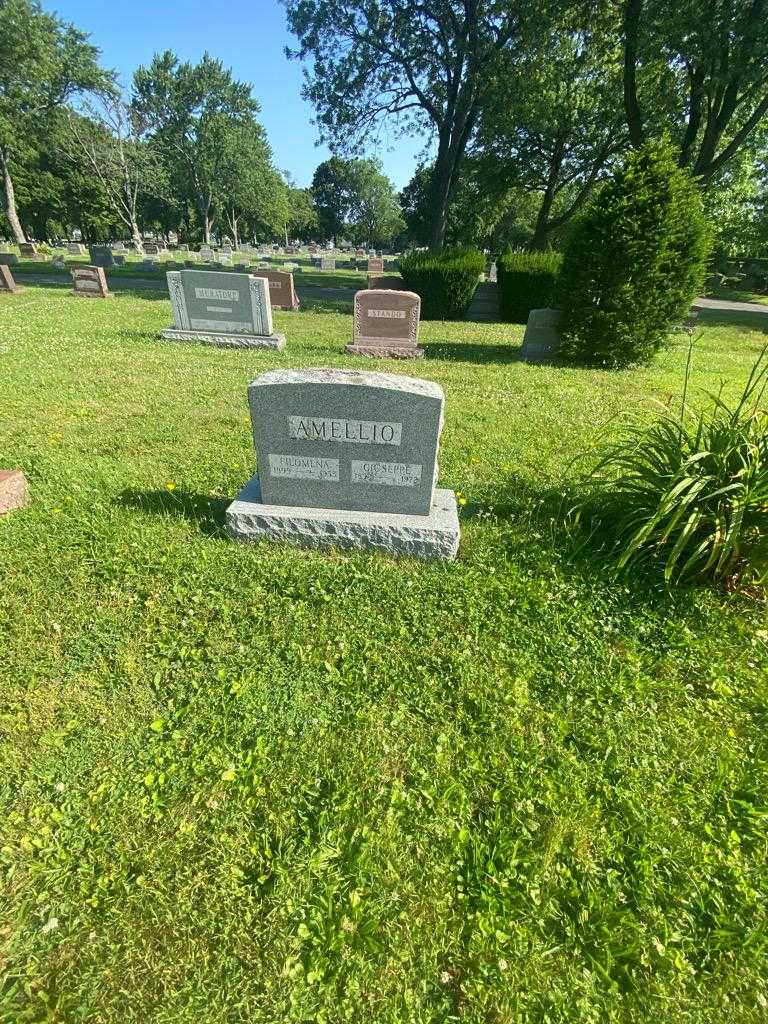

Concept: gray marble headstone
[[226, 369, 459, 559], [249, 369, 442, 516], [522, 308, 562, 363], [161, 269, 284, 349], [89, 245, 115, 268]]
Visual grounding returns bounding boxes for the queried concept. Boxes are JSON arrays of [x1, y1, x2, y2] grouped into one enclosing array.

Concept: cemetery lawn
[[2, 285, 767, 1024]]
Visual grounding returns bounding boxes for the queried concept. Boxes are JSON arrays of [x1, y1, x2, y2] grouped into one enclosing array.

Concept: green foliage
[[579, 346, 768, 586], [557, 142, 712, 367], [1, 285, 767, 1022], [497, 250, 563, 323], [311, 157, 403, 246], [398, 247, 484, 320]]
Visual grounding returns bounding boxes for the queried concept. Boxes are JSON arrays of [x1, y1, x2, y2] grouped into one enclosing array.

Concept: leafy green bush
[[577, 347, 768, 586], [497, 251, 562, 323], [557, 141, 712, 367], [399, 247, 484, 320]]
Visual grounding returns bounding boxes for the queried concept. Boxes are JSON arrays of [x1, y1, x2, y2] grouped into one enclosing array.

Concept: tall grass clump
[[399, 246, 485, 319], [578, 346, 768, 586]]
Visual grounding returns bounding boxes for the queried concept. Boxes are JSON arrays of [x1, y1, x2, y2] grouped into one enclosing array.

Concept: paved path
[[693, 296, 768, 314]]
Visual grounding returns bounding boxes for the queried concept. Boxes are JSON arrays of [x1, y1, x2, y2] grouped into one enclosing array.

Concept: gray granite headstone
[[249, 369, 442, 516], [161, 269, 284, 349], [19, 242, 39, 259], [320, 257, 336, 271], [144, 242, 159, 255], [522, 308, 562, 363], [89, 245, 115, 268], [67, 242, 86, 256], [225, 369, 459, 559], [0, 253, 19, 266]]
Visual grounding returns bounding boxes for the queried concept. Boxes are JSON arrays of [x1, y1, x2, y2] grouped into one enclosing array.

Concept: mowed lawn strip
[[1, 284, 767, 1023]]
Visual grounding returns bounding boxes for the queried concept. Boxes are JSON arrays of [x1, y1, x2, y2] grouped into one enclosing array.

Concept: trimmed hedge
[[557, 141, 712, 367], [497, 251, 563, 323], [399, 247, 485, 320]]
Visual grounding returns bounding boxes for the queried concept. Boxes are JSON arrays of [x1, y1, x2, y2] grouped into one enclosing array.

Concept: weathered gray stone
[[67, 242, 86, 256], [226, 475, 459, 560], [162, 269, 284, 348], [0, 253, 18, 266], [522, 308, 562, 362], [248, 368, 443, 516], [89, 245, 115, 268], [0, 265, 20, 292]]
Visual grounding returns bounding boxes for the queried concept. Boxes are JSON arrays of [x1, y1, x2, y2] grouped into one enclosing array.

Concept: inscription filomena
[[287, 416, 402, 446]]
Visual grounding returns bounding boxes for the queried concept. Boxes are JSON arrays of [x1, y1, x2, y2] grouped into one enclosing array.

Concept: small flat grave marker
[[70, 265, 111, 299], [347, 289, 422, 359], [225, 368, 459, 559], [161, 269, 284, 349]]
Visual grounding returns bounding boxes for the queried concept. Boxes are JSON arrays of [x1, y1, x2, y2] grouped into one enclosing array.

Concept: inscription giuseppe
[[351, 460, 423, 487], [287, 416, 402, 446]]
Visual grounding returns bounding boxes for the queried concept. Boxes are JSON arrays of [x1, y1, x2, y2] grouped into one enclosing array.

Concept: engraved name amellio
[[287, 416, 402, 446], [268, 454, 340, 481], [367, 309, 406, 319], [194, 287, 239, 300], [350, 460, 423, 487]]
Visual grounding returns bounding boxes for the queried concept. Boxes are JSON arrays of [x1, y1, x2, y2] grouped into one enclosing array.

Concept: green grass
[[6, 250, 379, 292], [705, 284, 768, 306], [1, 285, 767, 1023]]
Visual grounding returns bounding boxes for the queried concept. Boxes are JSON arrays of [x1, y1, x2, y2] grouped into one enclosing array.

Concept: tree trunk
[[429, 134, 458, 251], [0, 146, 27, 243], [623, 0, 645, 148]]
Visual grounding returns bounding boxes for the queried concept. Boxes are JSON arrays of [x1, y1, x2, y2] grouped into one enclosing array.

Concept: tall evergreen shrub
[[497, 251, 562, 323], [557, 142, 712, 367], [399, 247, 484, 320]]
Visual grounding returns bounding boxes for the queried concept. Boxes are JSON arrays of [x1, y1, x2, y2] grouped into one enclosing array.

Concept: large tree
[[214, 121, 286, 248], [285, 0, 521, 250], [65, 94, 164, 252], [623, 0, 768, 183], [312, 156, 403, 244], [0, 0, 108, 241], [474, 6, 626, 249], [133, 52, 261, 244]]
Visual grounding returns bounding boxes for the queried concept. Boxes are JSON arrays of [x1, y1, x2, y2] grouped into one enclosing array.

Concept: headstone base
[[226, 474, 459, 561], [160, 327, 285, 350], [345, 343, 424, 360]]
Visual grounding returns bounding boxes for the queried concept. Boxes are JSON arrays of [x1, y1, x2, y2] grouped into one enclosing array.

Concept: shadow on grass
[[115, 488, 230, 537], [423, 341, 524, 364], [695, 308, 768, 333], [468, 472, 708, 609]]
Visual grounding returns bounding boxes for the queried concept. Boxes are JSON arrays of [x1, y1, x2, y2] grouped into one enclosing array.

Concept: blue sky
[[50, 0, 425, 189]]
